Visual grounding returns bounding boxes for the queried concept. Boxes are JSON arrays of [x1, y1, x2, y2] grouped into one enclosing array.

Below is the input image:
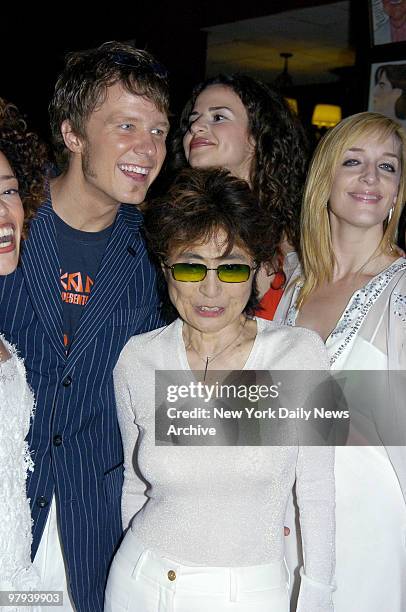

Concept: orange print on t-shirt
[[60, 271, 94, 306]]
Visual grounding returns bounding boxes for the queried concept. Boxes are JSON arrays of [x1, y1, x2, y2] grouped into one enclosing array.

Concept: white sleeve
[[287, 330, 336, 610], [114, 361, 148, 529], [273, 258, 302, 325], [295, 444, 336, 612], [388, 271, 406, 369], [384, 273, 406, 501]]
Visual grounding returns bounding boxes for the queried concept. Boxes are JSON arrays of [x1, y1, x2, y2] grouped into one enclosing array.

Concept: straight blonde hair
[[298, 112, 406, 307]]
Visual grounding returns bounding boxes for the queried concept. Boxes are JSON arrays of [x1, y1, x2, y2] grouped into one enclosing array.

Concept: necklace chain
[[187, 318, 248, 380]]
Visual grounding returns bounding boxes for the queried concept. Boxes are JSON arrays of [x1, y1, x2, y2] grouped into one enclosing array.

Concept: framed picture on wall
[[370, 0, 406, 47], [368, 59, 406, 128]]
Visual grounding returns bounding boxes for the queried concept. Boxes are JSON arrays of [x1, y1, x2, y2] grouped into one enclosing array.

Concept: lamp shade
[[285, 98, 298, 114], [312, 104, 342, 128]]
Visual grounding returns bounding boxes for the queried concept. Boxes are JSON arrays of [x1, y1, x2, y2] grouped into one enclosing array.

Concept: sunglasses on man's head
[[164, 262, 257, 283], [109, 51, 169, 79]]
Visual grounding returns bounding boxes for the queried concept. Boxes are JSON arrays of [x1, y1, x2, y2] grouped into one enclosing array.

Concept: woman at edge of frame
[[275, 111, 406, 611]]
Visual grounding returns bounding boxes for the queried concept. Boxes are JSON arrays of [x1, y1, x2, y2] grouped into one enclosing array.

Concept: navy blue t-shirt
[[54, 212, 113, 351]]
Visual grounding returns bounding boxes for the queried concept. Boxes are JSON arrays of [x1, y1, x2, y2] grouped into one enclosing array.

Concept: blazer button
[[36, 496, 49, 508], [53, 434, 63, 447], [167, 570, 176, 581], [127, 246, 137, 257], [62, 375, 72, 387]]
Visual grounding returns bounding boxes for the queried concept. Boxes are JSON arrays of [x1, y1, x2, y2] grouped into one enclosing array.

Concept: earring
[[388, 207, 394, 223]]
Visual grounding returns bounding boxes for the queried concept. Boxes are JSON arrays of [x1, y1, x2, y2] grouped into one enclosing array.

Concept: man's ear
[[61, 120, 84, 154]]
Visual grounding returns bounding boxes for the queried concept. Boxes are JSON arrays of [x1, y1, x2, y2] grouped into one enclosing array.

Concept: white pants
[[104, 530, 290, 612], [32, 496, 76, 611]]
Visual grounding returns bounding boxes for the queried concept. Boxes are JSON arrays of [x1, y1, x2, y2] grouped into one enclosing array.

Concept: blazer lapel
[[21, 199, 66, 361], [66, 205, 145, 368]]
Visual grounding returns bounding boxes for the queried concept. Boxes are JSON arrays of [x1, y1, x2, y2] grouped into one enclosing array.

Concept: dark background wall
[[0, 0, 369, 141]]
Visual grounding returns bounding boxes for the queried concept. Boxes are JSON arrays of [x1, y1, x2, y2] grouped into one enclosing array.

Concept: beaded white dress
[[275, 257, 406, 612], [0, 336, 39, 610]]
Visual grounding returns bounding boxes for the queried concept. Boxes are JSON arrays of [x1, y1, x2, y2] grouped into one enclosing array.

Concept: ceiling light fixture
[[274, 52, 293, 90]]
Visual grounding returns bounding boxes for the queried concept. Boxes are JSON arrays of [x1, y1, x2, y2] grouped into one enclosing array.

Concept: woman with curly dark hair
[[171, 74, 308, 319], [0, 97, 47, 604], [0, 100, 47, 240]]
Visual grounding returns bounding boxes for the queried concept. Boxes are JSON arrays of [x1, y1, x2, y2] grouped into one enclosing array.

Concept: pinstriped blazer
[[0, 197, 166, 612]]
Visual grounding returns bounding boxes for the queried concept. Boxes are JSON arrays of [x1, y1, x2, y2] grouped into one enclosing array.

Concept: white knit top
[[114, 318, 335, 610]]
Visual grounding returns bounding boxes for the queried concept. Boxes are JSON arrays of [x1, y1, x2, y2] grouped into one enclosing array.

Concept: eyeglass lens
[[170, 263, 252, 283]]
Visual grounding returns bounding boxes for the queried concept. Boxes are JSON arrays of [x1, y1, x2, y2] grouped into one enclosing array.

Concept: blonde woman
[[275, 112, 406, 611]]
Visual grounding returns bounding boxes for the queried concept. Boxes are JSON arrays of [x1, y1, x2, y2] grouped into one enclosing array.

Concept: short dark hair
[[170, 73, 308, 252], [49, 41, 170, 167], [375, 64, 406, 119], [144, 168, 276, 314], [0, 98, 48, 238]]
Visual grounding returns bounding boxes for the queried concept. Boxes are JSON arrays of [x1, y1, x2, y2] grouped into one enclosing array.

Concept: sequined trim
[[285, 260, 406, 366], [393, 290, 406, 323], [328, 261, 406, 365], [285, 284, 302, 327]]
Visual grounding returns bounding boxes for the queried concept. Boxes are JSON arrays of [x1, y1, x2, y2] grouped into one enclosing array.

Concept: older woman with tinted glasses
[[105, 168, 335, 612]]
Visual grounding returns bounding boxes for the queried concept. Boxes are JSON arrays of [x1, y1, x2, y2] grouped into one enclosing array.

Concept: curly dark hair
[[0, 98, 48, 237], [144, 167, 277, 315], [170, 73, 309, 254], [49, 41, 170, 169]]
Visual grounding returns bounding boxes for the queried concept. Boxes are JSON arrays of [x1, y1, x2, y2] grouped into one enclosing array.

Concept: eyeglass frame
[[109, 51, 169, 80], [163, 262, 258, 283]]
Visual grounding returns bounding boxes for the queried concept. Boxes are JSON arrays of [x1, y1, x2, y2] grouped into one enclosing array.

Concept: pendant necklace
[[188, 318, 248, 381]]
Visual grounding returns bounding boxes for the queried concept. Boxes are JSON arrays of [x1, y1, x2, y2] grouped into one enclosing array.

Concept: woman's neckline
[[293, 256, 406, 344], [176, 317, 262, 374]]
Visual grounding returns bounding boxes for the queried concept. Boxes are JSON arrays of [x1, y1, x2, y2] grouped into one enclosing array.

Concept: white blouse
[[274, 258, 406, 612], [0, 336, 39, 600]]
